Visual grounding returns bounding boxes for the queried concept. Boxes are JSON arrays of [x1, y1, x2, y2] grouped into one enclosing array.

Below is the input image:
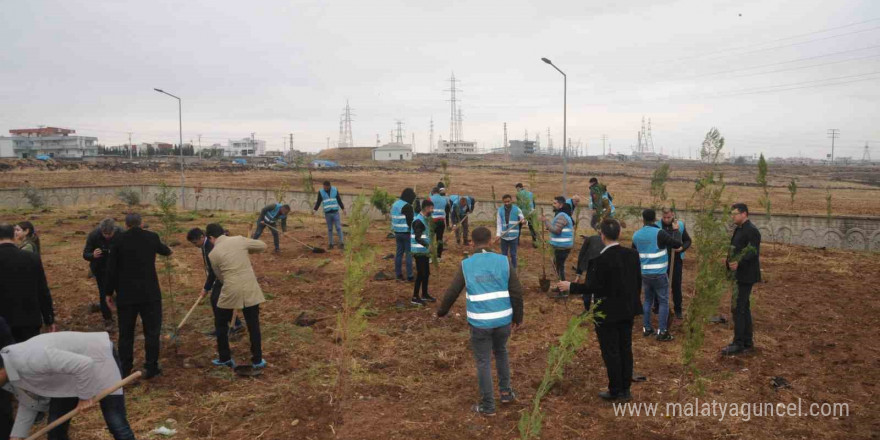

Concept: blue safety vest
[[390, 199, 409, 233], [656, 220, 686, 260], [633, 225, 668, 275], [263, 203, 286, 223], [549, 212, 574, 249], [319, 187, 339, 213], [430, 194, 447, 221], [410, 214, 431, 255], [498, 205, 521, 240], [462, 252, 513, 329]]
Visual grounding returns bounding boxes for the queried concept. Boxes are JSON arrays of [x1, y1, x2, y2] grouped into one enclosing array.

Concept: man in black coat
[[722, 203, 761, 355], [105, 213, 172, 378], [557, 218, 642, 401], [82, 218, 122, 327], [0, 223, 55, 343]]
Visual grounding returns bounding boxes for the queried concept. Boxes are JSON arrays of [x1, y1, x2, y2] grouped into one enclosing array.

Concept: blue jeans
[[252, 221, 280, 250], [470, 324, 512, 412], [499, 237, 519, 268], [48, 395, 135, 440], [394, 232, 413, 279], [642, 274, 670, 333], [324, 211, 344, 246]]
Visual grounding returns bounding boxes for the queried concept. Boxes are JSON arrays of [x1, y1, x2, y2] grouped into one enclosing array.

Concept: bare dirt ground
[[2, 203, 877, 439], [2, 157, 879, 217]]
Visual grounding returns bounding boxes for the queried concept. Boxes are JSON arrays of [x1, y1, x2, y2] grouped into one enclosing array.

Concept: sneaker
[[642, 327, 654, 337], [253, 359, 267, 369], [422, 294, 437, 303], [721, 343, 746, 356], [656, 331, 674, 342], [675, 311, 683, 320], [212, 359, 236, 368], [500, 390, 517, 404], [410, 297, 426, 306], [471, 404, 496, 417]]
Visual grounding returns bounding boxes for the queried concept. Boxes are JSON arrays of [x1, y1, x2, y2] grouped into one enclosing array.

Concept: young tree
[[787, 178, 797, 209], [155, 183, 180, 334], [369, 187, 395, 220], [649, 163, 671, 209], [756, 153, 771, 219]]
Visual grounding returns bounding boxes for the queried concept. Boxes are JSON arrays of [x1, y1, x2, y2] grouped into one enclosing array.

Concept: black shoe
[[471, 403, 496, 417], [656, 331, 674, 342], [422, 294, 437, 303], [598, 390, 629, 401], [407, 277, 415, 282], [142, 368, 162, 379], [273, 248, 281, 254], [675, 311, 683, 320], [643, 327, 654, 337], [410, 297, 426, 306], [396, 276, 405, 282], [329, 244, 335, 249], [617, 390, 632, 402], [721, 343, 745, 356], [339, 243, 345, 250]]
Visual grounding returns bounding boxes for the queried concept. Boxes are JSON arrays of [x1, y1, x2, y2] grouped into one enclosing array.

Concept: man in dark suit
[[105, 213, 172, 378], [557, 218, 642, 401], [82, 218, 122, 328], [0, 223, 55, 342], [722, 203, 761, 356]]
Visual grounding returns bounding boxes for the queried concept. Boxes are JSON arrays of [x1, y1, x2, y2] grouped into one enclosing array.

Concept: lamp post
[[541, 57, 567, 197], [153, 88, 185, 208]]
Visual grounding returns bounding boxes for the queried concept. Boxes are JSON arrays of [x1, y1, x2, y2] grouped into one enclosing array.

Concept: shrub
[[22, 186, 45, 209], [116, 187, 141, 207], [650, 163, 671, 208], [369, 187, 396, 218]]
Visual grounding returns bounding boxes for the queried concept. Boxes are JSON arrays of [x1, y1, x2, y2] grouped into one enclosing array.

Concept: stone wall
[[2, 185, 878, 252]]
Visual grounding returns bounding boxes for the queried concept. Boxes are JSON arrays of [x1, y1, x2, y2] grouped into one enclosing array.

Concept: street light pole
[[153, 88, 185, 208], [541, 57, 567, 197]]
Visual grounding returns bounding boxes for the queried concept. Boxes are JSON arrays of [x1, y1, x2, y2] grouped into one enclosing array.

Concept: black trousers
[[521, 220, 538, 242], [733, 282, 754, 347], [94, 270, 113, 320], [209, 282, 241, 328], [554, 248, 571, 281], [413, 255, 430, 298], [653, 255, 684, 316], [435, 221, 446, 259], [117, 300, 162, 376], [215, 304, 262, 364], [0, 390, 11, 440], [11, 325, 41, 343], [595, 319, 634, 395]]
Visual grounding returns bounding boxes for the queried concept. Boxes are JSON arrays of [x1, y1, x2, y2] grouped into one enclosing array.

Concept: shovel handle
[[177, 293, 206, 331], [25, 372, 142, 440], [262, 222, 316, 250]]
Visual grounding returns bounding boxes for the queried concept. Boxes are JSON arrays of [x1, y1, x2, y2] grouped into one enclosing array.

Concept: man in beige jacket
[[205, 224, 267, 369]]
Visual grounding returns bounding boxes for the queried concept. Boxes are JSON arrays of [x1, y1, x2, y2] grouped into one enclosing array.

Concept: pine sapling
[[155, 183, 180, 335], [650, 163, 671, 209], [787, 178, 797, 209], [756, 153, 771, 220]]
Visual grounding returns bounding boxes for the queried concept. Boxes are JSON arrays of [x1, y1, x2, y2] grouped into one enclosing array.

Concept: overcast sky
[[1, 0, 878, 159]]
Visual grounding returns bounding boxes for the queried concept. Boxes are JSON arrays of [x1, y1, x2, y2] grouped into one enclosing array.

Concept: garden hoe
[[262, 222, 326, 253], [538, 208, 551, 292]]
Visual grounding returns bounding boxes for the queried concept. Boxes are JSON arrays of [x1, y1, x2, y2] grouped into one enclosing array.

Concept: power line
[[686, 44, 880, 79], [727, 53, 880, 79], [719, 72, 880, 97]]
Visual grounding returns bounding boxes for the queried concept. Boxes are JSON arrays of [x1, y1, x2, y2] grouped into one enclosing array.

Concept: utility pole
[[601, 134, 608, 156], [429, 117, 434, 154], [827, 129, 840, 165], [128, 132, 132, 159], [198, 134, 202, 159], [250, 132, 256, 156], [289, 133, 293, 156]]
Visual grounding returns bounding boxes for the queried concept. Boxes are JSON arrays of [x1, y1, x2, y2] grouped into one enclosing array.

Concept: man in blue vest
[[410, 200, 434, 305], [252, 203, 290, 253], [391, 188, 416, 282], [493, 194, 525, 268], [654, 207, 691, 320], [632, 209, 682, 341], [515, 183, 538, 247], [541, 197, 575, 281], [429, 187, 450, 260], [565, 194, 582, 211], [313, 181, 346, 250], [437, 226, 524, 417], [449, 194, 475, 246]]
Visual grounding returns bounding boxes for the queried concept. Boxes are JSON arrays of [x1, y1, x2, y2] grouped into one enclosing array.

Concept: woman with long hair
[[14, 221, 41, 256]]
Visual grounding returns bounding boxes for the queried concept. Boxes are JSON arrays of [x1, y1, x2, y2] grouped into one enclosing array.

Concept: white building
[[437, 139, 477, 154], [3, 127, 98, 159], [508, 140, 536, 157], [226, 138, 266, 156], [372, 143, 413, 161], [0, 138, 13, 158]]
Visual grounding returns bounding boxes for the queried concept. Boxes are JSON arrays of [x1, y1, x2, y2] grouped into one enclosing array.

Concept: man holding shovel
[[654, 208, 690, 320], [541, 197, 575, 281], [252, 203, 290, 253], [0, 331, 137, 440], [493, 195, 525, 269], [449, 194, 475, 246], [206, 224, 267, 369], [313, 181, 346, 250], [186, 228, 242, 336]]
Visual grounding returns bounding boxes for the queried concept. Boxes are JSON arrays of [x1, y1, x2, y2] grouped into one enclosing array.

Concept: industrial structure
[[372, 121, 413, 161], [437, 73, 478, 154], [0, 127, 98, 158], [338, 101, 355, 149]]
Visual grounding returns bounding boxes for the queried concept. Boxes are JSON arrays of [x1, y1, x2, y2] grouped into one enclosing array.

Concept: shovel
[[294, 311, 333, 327], [262, 222, 326, 253], [538, 208, 551, 292], [167, 293, 206, 342], [25, 372, 142, 440]]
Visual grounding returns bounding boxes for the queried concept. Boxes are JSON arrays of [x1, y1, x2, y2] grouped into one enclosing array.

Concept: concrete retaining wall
[[2, 185, 878, 252]]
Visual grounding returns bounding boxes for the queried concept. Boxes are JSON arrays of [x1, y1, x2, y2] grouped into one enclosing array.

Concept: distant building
[[227, 138, 266, 156], [508, 140, 536, 157], [2, 127, 98, 159], [372, 142, 413, 161], [311, 160, 339, 169], [437, 139, 477, 154]]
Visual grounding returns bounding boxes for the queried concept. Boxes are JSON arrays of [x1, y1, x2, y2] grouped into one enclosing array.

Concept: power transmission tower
[[862, 142, 871, 163], [647, 118, 655, 153], [429, 117, 434, 154], [503, 122, 508, 154], [445, 73, 461, 142], [395, 120, 404, 143], [128, 132, 133, 159], [457, 108, 464, 141], [827, 129, 840, 164], [547, 127, 553, 153], [289, 133, 293, 155], [601, 134, 608, 156], [338, 101, 355, 148]]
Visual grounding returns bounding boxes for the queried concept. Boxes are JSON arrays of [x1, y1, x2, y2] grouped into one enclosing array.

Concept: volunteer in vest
[[631, 209, 682, 341], [588, 178, 616, 228], [515, 183, 538, 247], [410, 200, 435, 306], [252, 202, 290, 253], [391, 188, 417, 282], [437, 227, 524, 417], [654, 207, 691, 320], [313, 181, 346, 250], [449, 194, 475, 246], [428, 187, 450, 260], [565, 194, 582, 211], [493, 194, 525, 268], [541, 197, 575, 281]]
